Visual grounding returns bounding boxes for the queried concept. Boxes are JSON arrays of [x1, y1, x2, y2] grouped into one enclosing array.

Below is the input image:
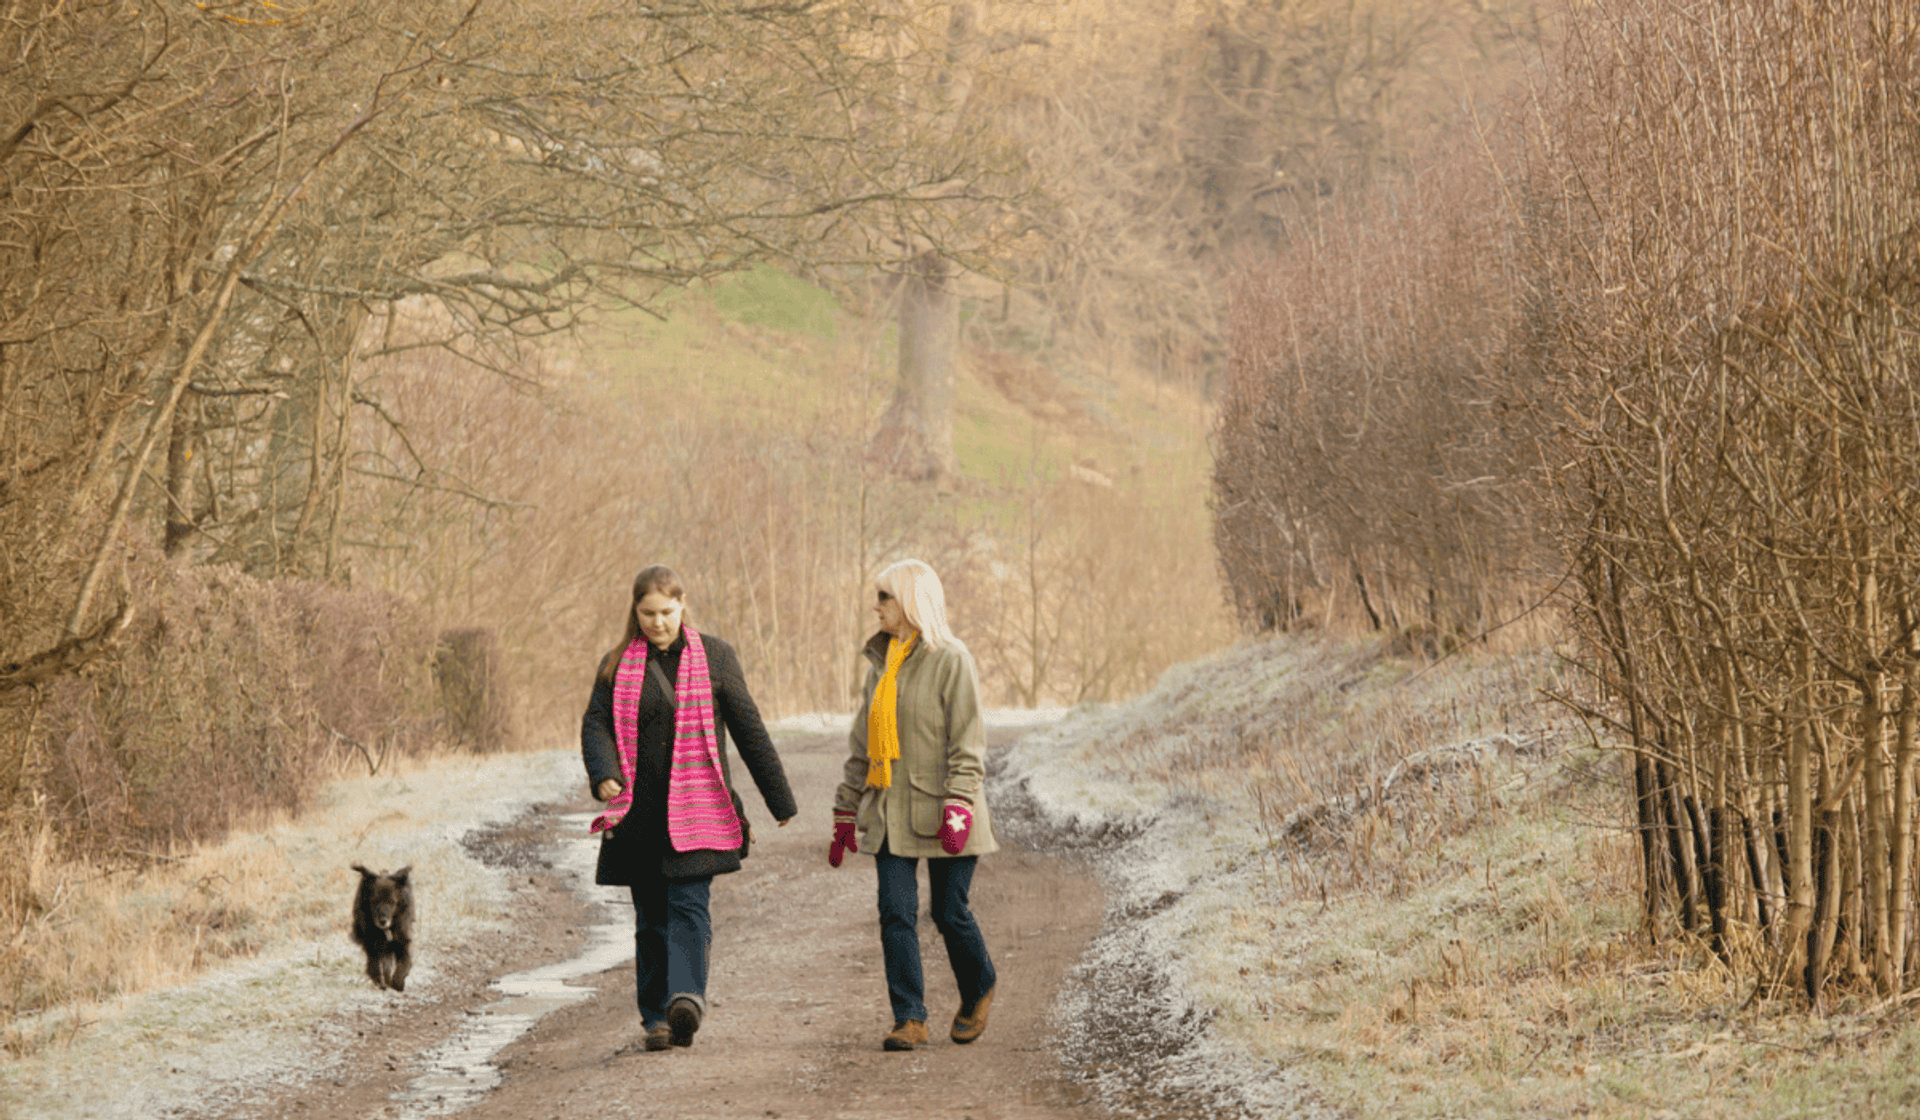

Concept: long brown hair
[[595, 564, 687, 684]]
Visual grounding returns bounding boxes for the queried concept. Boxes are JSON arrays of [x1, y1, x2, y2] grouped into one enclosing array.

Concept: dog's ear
[[351, 863, 372, 878], [391, 866, 412, 883]]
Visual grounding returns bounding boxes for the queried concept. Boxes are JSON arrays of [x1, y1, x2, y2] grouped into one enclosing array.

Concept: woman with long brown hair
[[581, 564, 796, 1051]]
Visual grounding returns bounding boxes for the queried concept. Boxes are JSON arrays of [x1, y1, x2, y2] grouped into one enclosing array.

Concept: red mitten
[[938, 799, 974, 855], [828, 811, 859, 868]]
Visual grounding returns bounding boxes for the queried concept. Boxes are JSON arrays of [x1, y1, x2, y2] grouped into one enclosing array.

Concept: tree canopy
[[0, 0, 1028, 682]]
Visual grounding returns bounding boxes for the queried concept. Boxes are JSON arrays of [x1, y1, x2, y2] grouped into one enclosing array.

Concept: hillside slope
[[577, 266, 1213, 507], [361, 265, 1232, 723]]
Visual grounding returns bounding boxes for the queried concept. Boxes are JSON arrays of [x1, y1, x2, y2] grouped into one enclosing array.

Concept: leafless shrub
[[433, 630, 511, 756], [1213, 140, 1552, 642], [19, 538, 438, 864], [0, 536, 443, 1013], [1000, 0, 1547, 393], [347, 352, 864, 720], [1531, 0, 1920, 1005], [965, 462, 1225, 707]]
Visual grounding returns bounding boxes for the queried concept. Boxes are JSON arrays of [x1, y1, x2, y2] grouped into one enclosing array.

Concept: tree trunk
[[164, 390, 203, 558], [1684, 792, 1713, 933], [1744, 809, 1774, 933], [290, 313, 362, 577], [1807, 806, 1841, 1009], [1861, 672, 1896, 995], [1891, 662, 1919, 991], [1707, 800, 1732, 960], [1658, 759, 1697, 933], [868, 252, 960, 485], [1635, 751, 1665, 924], [1772, 803, 1793, 938], [1784, 646, 1817, 1000]]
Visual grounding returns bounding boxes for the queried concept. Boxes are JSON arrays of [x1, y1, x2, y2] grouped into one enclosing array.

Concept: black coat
[[581, 631, 797, 884]]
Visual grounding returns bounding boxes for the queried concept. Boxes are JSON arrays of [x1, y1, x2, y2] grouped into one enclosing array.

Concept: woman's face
[[874, 586, 913, 640], [635, 591, 684, 650]]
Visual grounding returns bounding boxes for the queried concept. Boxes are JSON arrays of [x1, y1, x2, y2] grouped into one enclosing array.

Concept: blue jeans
[[629, 876, 712, 1028], [875, 845, 996, 1025]]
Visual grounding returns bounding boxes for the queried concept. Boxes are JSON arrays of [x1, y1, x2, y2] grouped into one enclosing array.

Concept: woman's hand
[[595, 778, 623, 802], [828, 810, 858, 867], [938, 798, 974, 855]]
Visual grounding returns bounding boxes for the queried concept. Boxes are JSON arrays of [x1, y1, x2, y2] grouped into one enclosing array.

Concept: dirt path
[[206, 729, 1108, 1120]]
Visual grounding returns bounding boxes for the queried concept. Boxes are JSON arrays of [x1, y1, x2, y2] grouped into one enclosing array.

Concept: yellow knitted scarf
[[865, 634, 915, 789]]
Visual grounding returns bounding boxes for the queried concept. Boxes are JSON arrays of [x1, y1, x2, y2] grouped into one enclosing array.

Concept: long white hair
[[876, 558, 958, 650]]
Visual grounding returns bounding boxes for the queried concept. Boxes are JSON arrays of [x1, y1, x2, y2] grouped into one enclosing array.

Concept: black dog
[[350, 863, 413, 991]]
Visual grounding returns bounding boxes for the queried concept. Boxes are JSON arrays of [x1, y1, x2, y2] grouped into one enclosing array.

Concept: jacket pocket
[[907, 777, 944, 838], [856, 788, 883, 841]]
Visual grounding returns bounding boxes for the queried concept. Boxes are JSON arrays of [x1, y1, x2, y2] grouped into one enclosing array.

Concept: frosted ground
[[2, 696, 1331, 1120], [993, 652, 1347, 1120]]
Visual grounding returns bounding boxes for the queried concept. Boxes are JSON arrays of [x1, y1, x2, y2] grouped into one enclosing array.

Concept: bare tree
[[999, 0, 1547, 393], [864, 1, 1046, 484], [1, 0, 1038, 689]]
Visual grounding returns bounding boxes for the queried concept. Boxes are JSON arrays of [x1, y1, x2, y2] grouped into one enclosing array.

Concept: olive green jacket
[[834, 631, 998, 859]]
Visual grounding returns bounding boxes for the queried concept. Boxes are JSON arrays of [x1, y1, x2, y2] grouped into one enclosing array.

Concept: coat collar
[[862, 629, 922, 668]]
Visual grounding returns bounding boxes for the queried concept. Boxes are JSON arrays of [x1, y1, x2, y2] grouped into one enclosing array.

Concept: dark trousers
[[629, 875, 712, 1028], [875, 844, 996, 1025]]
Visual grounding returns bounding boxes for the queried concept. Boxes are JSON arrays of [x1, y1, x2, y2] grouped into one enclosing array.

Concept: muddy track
[[197, 730, 1111, 1120]]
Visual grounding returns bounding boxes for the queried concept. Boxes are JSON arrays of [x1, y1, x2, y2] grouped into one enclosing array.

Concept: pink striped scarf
[[589, 627, 743, 852]]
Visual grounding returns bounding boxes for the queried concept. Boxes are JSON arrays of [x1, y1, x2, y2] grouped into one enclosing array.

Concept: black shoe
[[667, 997, 702, 1048], [644, 1026, 672, 1051]]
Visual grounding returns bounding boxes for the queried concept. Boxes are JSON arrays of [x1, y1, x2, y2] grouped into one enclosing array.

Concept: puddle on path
[[383, 811, 630, 1118]]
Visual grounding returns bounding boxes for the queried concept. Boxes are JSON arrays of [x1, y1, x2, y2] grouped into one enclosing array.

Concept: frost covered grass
[[1001, 632, 1920, 1119], [0, 743, 582, 1120]]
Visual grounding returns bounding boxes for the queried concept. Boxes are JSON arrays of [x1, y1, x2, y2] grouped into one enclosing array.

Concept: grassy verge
[[1004, 633, 1920, 1119]]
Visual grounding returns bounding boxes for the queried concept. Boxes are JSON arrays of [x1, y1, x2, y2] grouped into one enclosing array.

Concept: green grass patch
[[708, 264, 842, 339]]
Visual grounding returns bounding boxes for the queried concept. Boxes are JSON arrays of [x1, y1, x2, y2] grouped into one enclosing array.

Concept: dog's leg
[[390, 942, 411, 992]]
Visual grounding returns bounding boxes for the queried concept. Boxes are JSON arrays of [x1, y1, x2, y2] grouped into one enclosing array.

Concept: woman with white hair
[[828, 558, 999, 1051]]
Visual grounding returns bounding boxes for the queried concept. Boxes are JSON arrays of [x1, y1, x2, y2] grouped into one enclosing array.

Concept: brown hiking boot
[[643, 1026, 672, 1052], [951, 986, 995, 1044], [667, 998, 702, 1048], [882, 1020, 928, 1051]]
